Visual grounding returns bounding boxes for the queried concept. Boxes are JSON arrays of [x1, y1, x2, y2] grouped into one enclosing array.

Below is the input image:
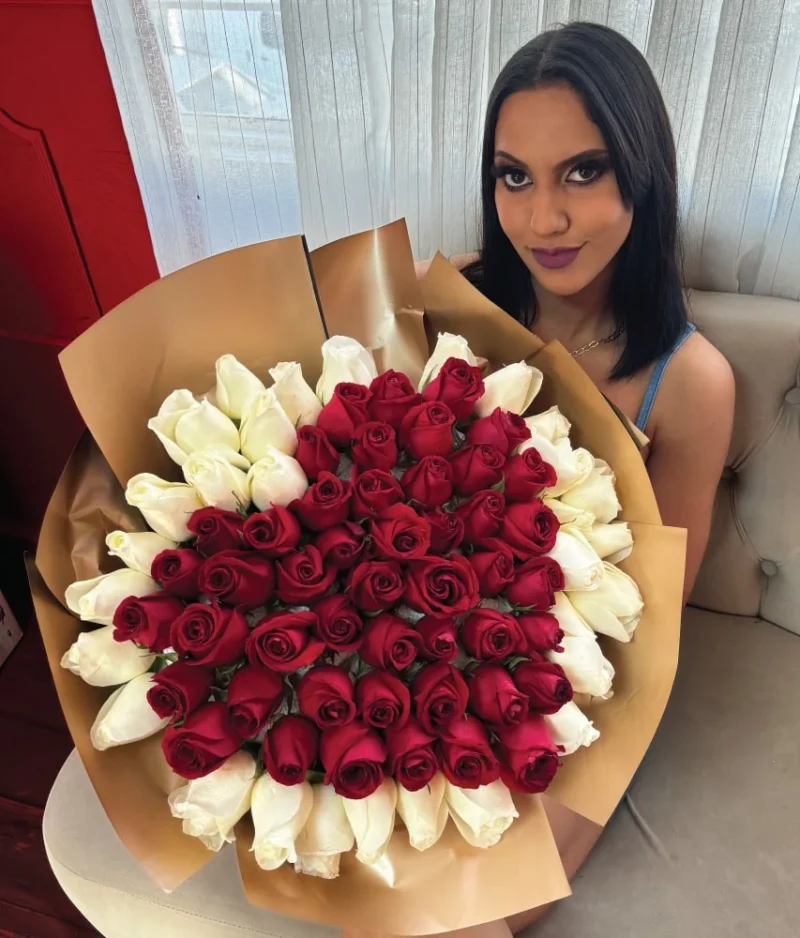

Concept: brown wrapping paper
[[33, 220, 684, 932]]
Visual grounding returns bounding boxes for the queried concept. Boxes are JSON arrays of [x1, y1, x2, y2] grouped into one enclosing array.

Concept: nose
[[528, 186, 569, 239]]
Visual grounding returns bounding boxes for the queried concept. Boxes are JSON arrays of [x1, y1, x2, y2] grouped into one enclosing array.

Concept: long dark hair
[[465, 22, 687, 380]]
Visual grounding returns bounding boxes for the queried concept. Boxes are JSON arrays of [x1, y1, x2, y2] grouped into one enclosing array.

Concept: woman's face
[[492, 84, 632, 297]]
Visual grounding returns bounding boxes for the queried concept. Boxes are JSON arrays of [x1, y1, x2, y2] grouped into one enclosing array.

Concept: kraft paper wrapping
[[32, 220, 684, 933]]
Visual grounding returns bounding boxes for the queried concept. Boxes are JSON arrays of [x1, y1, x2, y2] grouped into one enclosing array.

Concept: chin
[[523, 260, 599, 297]]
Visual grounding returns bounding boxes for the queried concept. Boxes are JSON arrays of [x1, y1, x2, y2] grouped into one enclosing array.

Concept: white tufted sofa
[[42, 289, 800, 938]]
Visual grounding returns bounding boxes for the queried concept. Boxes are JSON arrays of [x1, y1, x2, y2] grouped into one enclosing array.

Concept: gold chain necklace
[[569, 322, 626, 358]]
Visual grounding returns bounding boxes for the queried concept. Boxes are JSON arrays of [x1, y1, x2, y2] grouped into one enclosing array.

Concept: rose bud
[[351, 421, 399, 472], [291, 472, 352, 531], [466, 407, 530, 454], [420, 357, 485, 420], [297, 665, 357, 729], [226, 665, 285, 738], [171, 603, 249, 667], [359, 612, 419, 670], [449, 444, 505, 496], [151, 549, 204, 599], [500, 500, 560, 560], [422, 507, 465, 554], [516, 612, 564, 655], [415, 616, 458, 662], [466, 539, 515, 597], [199, 550, 275, 609], [351, 469, 404, 519], [275, 546, 337, 605], [147, 661, 212, 721], [386, 718, 439, 791], [439, 714, 500, 789], [453, 490, 506, 543], [347, 561, 405, 613], [368, 369, 422, 428], [315, 522, 368, 570], [402, 455, 453, 507], [504, 448, 558, 502], [370, 504, 431, 562], [312, 593, 364, 652], [295, 425, 340, 480], [462, 609, 524, 662], [321, 721, 387, 799], [404, 554, 479, 618], [317, 382, 372, 446], [113, 594, 185, 652], [246, 610, 325, 672], [412, 662, 469, 734], [264, 714, 320, 785], [356, 671, 411, 730], [188, 506, 245, 555], [399, 401, 456, 459], [468, 664, 527, 726], [242, 506, 301, 557], [513, 659, 573, 715], [506, 556, 565, 609], [495, 716, 559, 794], [161, 702, 241, 780]]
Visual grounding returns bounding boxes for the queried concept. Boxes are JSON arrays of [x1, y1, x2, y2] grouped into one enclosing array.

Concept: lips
[[529, 246, 583, 270]]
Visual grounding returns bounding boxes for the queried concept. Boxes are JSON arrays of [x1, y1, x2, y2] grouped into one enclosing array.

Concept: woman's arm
[[415, 252, 480, 279]]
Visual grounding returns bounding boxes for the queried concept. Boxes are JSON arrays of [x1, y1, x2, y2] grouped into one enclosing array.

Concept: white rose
[[247, 447, 309, 511], [560, 458, 620, 524], [475, 361, 543, 418], [342, 777, 397, 866], [524, 406, 571, 443], [215, 354, 265, 419], [294, 784, 354, 879], [269, 361, 322, 427], [316, 336, 378, 404], [240, 389, 297, 462], [550, 591, 594, 638], [582, 522, 633, 564], [125, 473, 204, 542], [444, 779, 518, 848], [543, 497, 595, 529], [148, 389, 240, 466], [90, 673, 169, 750], [61, 626, 154, 686], [518, 436, 593, 497], [547, 635, 614, 698], [169, 751, 257, 851], [547, 529, 604, 591], [105, 531, 177, 575], [544, 701, 600, 756], [569, 563, 644, 643], [65, 568, 159, 625], [251, 773, 313, 870], [418, 332, 478, 390], [183, 450, 250, 512], [395, 773, 447, 852]]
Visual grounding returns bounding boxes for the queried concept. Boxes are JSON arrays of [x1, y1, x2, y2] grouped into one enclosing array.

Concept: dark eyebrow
[[494, 148, 609, 174]]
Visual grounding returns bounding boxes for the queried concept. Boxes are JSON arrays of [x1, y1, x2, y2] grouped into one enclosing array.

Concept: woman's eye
[[566, 161, 606, 185], [502, 169, 531, 190]]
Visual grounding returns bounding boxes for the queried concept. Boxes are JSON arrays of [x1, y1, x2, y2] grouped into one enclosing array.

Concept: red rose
[[368, 370, 422, 428], [171, 603, 249, 667], [161, 702, 241, 780], [513, 659, 573, 714], [321, 721, 387, 799], [466, 539, 515, 596], [113, 594, 184, 652], [500, 500, 560, 559], [449, 444, 505, 496], [386, 718, 439, 791], [468, 664, 527, 726], [295, 425, 340, 480], [466, 407, 531, 454], [315, 522, 367, 570], [402, 455, 453, 507], [370, 504, 431, 562], [453, 490, 506, 543], [462, 609, 524, 661], [439, 714, 500, 788], [347, 561, 404, 613], [359, 612, 419, 670], [422, 507, 465, 554], [506, 556, 565, 609], [412, 662, 469, 734], [356, 671, 410, 730], [404, 554, 479, 617], [242, 507, 301, 557], [495, 716, 559, 794], [317, 383, 372, 446], [199, 550, 275, 609], [188, 507, 244, 555], [351, 469, 404, 519], [226, 665, 285, 738], [246, 610, 325, 672], [504, 448, 558, 502], [312, 593, 364, 652], [275, 546, 337, 604], [516, 612, 564, 654], [291, 472, 352, 531], [352, 421, 399, 471], [399, 401, 456, 459], [147, 661, 212, 721], [421, 357, 485, 420], [416, 616, 458, 662], [151, 549, 204, 599], [297, 665, 357, 728], [264, 714, 319, 785]]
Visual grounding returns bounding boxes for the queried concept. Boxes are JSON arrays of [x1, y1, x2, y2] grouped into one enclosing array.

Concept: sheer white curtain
[[94, 0, 800, 300]]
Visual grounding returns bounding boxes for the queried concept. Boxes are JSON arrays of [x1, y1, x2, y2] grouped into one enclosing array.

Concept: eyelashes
[[490, 158, 610, 192]]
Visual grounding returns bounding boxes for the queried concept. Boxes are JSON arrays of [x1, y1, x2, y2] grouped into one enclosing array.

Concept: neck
[[532, 266, 616, 348]]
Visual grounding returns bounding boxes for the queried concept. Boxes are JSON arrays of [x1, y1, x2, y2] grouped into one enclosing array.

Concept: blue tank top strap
[[634, 323, 696, 431]]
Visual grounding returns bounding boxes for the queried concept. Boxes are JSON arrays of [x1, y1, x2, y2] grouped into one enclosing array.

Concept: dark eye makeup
[[490, 155, 611, 191]]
